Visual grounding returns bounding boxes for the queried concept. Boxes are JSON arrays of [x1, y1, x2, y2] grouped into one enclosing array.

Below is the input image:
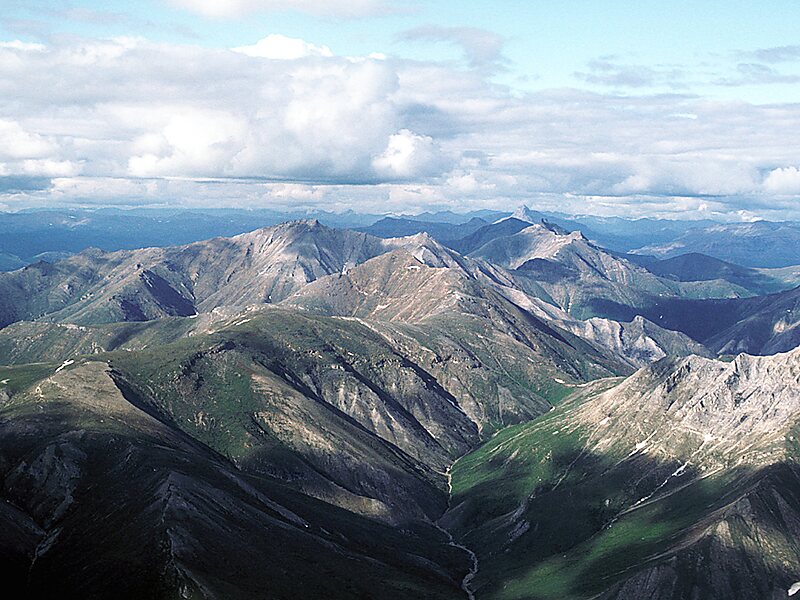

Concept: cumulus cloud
[[168, 0, 402, 19], [763, 166, 800, 195], [575, 57, 688, 88], [233, 34, 333, 59], [747, 45, 800, 64], [1, 35, 800, 218], [372, 129, 450, 179]]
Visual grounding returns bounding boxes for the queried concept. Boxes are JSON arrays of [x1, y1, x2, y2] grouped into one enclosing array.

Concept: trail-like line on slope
[[435, 463, 479, 600]]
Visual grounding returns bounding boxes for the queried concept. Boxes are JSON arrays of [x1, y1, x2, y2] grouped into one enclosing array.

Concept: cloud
[[372, 129, 450, 179], [763, 166, 800, 195], [717, 62, 800, 86], [575, 57, 688, 88], [168, 0, 403, 19], [233, 34, 333, 59], [1, 36, 800, 219], [399, 26, 506, 71], [747, 45, 800, 64], [0, 39, 46, 52]]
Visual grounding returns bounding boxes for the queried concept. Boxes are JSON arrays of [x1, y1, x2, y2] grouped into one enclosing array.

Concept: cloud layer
[[1, 35, 799, 218], [169, 0, 402, 19]]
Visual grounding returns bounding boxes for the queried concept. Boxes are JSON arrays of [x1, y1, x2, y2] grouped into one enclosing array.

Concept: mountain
[[0, 358, 470, 600], [358, 216, 488, 241], [2, 215, 800, 598], [0, 208, 386, 271], [466, 222, 747, 319], [553, 314, 713, 367], [284, 234, 630, 431], [632, 221, 800, 268], [641, 252, 797, 295], [403, 209, 510, 224], [446, 217, 533, 255], [0, 220, 392, 328], [494, 206, 720, 253], [566, 214, 719, 252], [443, 347, 800, 600], [590, 284, 800, 356]]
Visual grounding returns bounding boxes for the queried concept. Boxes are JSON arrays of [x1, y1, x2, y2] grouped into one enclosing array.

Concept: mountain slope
[[444, 347, 800, 600], [0, 359, 469, 600], [643, 252, 796, 295], [359, 216, 488, 241], [446, 218, 534, 255], [284, 234, 631, 430], [591, 285, 800, 356]]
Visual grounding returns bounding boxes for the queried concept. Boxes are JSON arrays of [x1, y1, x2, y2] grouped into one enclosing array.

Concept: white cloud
[[0, 119, 56, 159], [2, 35, 800, 218], [763, 166, 800, 195], [169, 0, 400, 19], [372, 129, 448, 179], [0, 40, 47, 52], [233, 35, 333, 60], [128, 109, 247, 176]]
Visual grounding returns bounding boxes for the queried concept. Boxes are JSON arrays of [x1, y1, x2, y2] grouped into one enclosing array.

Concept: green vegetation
[[0, 362, 59, 396], [447, 385, 780, 600]]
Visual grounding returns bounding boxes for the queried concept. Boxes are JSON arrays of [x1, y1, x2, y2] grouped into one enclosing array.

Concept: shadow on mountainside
[[447, 443, 800, 600]]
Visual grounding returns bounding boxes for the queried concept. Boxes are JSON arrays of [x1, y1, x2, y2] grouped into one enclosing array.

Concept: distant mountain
[[0, 252, 24, 271], [632, 220, 800, 268], [587, 284, 800, 356], [642, 252, 797, 295], [567, 213, 719, 252], [358, 216, 487, 241], [0, 220, 391, 327], [466, 222, 747, 319], [444, 347, 800, 600], [445, 217, 533, 255], [496, 205, 720, 252], [401, 209, 509, 224], [0, 208, 383, 271]]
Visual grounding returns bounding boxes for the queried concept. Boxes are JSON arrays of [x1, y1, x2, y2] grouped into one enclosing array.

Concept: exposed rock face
[[706, 285, 800, 355], [552, 314, 712, 368]]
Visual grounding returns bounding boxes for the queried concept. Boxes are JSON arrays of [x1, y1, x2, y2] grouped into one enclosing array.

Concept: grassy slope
[[446, 382, 800, 600]]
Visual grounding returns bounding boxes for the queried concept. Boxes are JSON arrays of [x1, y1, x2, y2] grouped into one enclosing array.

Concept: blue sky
[[5, 0, 800, 100], [0, 1, 799, 217]]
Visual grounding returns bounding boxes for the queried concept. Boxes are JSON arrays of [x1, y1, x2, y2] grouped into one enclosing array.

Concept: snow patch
[[55, 360, 75, 374], [789, 582, 800, 596]]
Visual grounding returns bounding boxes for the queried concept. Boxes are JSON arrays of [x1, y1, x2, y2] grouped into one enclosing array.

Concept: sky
[[0, 0, 799, 219]]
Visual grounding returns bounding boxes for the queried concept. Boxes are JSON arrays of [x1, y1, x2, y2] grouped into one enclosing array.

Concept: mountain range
[[0, 214, 799, 599]]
